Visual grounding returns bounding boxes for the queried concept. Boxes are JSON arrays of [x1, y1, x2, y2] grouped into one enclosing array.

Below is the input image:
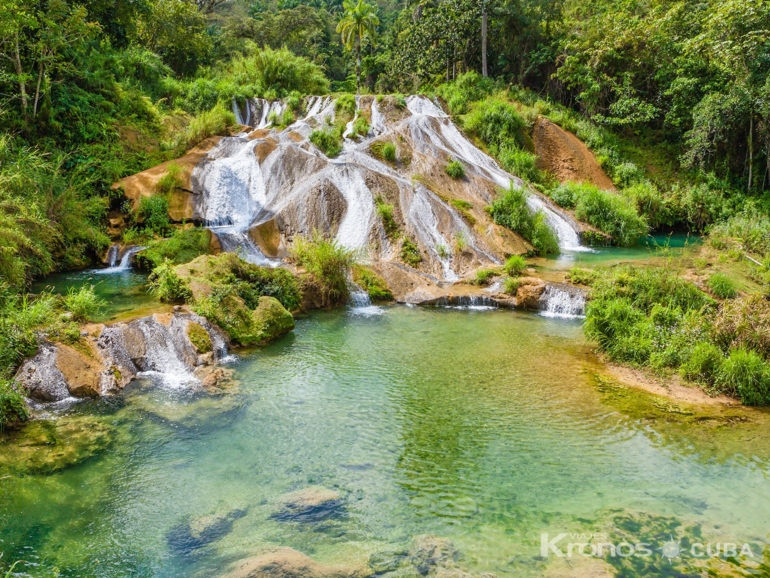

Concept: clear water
[[3, 306, 770, 577], [31, 268, 155, 322]]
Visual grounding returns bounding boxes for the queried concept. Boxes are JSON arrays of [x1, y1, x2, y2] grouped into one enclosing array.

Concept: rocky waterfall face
[[192, 94, 585, 281]]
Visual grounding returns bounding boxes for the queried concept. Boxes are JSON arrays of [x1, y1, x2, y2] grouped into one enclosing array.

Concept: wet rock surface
[[166, 507, 248, 555], [15, 310, 230, 402], [369, 536, 495, 578], [273, 486, 345, 522]]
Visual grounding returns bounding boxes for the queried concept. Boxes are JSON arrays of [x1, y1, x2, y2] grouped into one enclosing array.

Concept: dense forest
[[2, 0, 770, 420]]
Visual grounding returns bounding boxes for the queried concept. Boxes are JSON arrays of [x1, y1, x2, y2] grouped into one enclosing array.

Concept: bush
[[63, 285, 105, 322], [567, 267, 598, 286], [184, 102, 236, 149], [624, 182, 671, 230], [401, 238, 422, 266], [473, 269, 496, 285], [713, 294, 770, 357], [352, 265, 392, 301], [352, 116, 370, 137], [375, 196, 399, 238], [573, 185, 648, 247], [504, 255, 526, 276], [503, 277, 521, 295], [310, 129, 342, 158], [708, 273, 737, 299], [371, 141, 396, 162], [498, 145, 539, 182], [680, 342, 723, 385], [436, 71, 496, 114], [136, 228, 212, 270], [226, 46, 329, 98], [335, 93, 356, 117], [445, 160, 465, 179], [488, 185, 559, 255], [708, 211, 770, 256], [291, 233, 357, 304], [715, 348, 770, 405], [0, 379, 27, 429], [137, 195, 171, 236], [463, 98, 528, 153], [148, 260, 192, 303]]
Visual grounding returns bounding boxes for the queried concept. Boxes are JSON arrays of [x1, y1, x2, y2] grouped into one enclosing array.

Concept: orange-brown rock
[[221, 548, 368, 578]]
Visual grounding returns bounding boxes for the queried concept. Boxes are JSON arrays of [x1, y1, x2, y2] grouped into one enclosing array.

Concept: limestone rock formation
[[273, 486, 344, 522], [221, 547, 367, 578]]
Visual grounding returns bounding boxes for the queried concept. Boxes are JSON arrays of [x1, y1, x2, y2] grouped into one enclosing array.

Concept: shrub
[[463, 98, 527, 152], [498, 145, 540, 182], [680, 342, 723, 385], [226, 46, 329, 98], [401, 238, 422, 266], [155, 163, 183, 195], [504, 255, 526, 276], [473, 269, 496, 285], [708, 211, 770, 256], [0, 379, 27, 429], [371, 141, 396, 162], [352, 265, 392, 301], [136, 228, 212, 270], [310, 129, 342, 158], [454, 231, 468, 252], [63, 285, 105, 322], [503, 277, 521, 295], [573, 186, 648, 247], [436, 71, 496, 114], [291, 233, 357, 304], [715, 348, 770, 405], [488, 185, 559, 255], [352, 116, 370, 137], [708, 273, 737, 299], [567, 267, 598, 286], [375, 196, 399, 238], [184, 102, 236, 149], [713, 294, 770, 357], [335, 93, 356, 116], [137, 195, 171, 236], [148, 260, 192, 303], [445, 160, 465, 179], [624, 182, 670, 230]]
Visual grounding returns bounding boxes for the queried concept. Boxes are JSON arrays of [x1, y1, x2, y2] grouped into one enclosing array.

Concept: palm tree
[[336, 0, 379, 93]]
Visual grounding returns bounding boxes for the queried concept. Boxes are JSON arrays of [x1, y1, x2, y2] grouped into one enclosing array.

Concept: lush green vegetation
[[136, 228, 212, 270], [290, 233, 357, 304], [487, 185, 559, 255], [371, 140, 396, 162], [445, 160, 465, 179], [352, 265, 392, 301], [583, 265, 770, 405], [503, 255, 526, 277]]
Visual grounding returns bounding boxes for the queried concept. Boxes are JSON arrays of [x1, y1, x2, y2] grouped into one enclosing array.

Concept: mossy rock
[[136, 228, 212, 270], [0, 415, 114, 476], [252, 296, 295, 344], [353, 265, 393, 302], [187, 321, 212, 353]]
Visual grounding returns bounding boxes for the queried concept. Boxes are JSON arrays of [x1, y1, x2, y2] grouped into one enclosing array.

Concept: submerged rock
[[409, 536, 461, 575], [221, 547, 367, 578], [368, 536, 493, 578], [166, 507, 248, 555], [0, 415, 114, 475], [273, 486, 344, 522]]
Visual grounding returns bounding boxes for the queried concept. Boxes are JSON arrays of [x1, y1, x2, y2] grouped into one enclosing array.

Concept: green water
[[31, 268, 155, 321], [2, 306, 769, 577]]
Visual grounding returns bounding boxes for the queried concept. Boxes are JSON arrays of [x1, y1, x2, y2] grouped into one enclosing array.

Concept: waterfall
[[539, 285, 586, 319], [96, 246, 145, 274], [370, 99, 386, 135], [210, 227, 275, 267], [348, 282, 383, 316], [427, 295, 499, 310], [106, 244, 119, 267], [134, 317, 199, 389]]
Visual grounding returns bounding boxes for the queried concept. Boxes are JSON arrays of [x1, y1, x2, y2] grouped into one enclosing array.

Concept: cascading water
[[427, 295, 499, 310], [97, 246, 146, 274], [348, 281, 384, 316], [106, 244, 119, 267], [134, 317, 199, 388], [539, 285, 586, 319]]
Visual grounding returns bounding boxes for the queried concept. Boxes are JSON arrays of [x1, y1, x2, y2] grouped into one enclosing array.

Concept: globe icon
[[661, 540, 681, 559]]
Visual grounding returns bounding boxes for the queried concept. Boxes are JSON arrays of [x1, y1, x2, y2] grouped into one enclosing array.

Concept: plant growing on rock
[[137, 195, 171, 237], [473, 269, 496, 285], [503, 255, 526, 276], [445, 159, 465, 179], [488, 185, 559, 255], [64, 285, 105, 322], [352, 116, 370, 137], [503, 277, 521, 295], [353, 265, 392, 301], [400, 238, 421, 267], [371, 140, 396, 162], [310, 128, 343, 158], [291, 233, 357, 304], [136, 228, 212, 270], [375, 196, 399, 238], [148, 260, 192, 303]]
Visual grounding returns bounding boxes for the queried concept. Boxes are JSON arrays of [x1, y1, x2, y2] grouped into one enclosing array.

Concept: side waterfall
[[97, 246, 146, 274], [539, 285, 586, 319]]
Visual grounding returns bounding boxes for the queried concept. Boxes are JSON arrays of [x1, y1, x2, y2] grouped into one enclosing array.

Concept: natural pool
[[2, 305, 769, 577]]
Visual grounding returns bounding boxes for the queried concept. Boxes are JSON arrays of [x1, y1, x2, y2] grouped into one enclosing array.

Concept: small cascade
[[427, 295, 500, 310], [348, 282, 384, 315], [106, 244, 120, 267], [370, 98, 387, 135], [96, 246, 145, 274], [210, 227, 276, 267], [134, 317, 199, 389], [539, 285, 586, 319]]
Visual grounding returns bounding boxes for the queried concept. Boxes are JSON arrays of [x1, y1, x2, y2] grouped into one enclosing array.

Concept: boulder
[[515, 277, 547, 310], [410, 536, 460, 575], [273, 486, 344, 522], [15, 343, 70, 401], [221, 548, 366, 578], [167, 507, 248, 555], [253, 296, 295, 344], [54, 343, 101, 397]]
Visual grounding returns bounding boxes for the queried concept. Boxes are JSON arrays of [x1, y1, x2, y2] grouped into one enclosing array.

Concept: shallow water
[[2, 306, 769, 577], [30, 268, 155, 322]]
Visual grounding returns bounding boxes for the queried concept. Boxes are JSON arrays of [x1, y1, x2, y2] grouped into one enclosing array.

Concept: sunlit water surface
[[2, 305, 769, 577]]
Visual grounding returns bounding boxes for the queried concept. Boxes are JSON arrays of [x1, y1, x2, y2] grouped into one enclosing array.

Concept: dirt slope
[[533, 117, 616, 190]]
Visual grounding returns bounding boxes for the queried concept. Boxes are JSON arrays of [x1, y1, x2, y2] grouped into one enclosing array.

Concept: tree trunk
[[356, 35, 361, 94], [13, 31, 28, 124], [481, 0, 488, 77], [748, 112, 754, 192], [33, 60, 44, 119]]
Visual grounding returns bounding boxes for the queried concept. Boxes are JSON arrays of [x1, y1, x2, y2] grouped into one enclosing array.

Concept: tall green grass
[[487, 185, 559, 255], [291, 232, 357, 304]]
